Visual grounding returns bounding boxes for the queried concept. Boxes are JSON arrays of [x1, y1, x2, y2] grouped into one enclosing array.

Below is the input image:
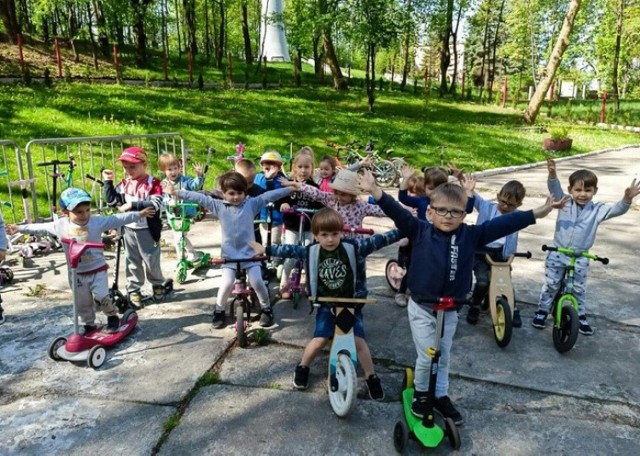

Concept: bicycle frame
[[281, 206, 317, 307], [167, 201, 210, 283]]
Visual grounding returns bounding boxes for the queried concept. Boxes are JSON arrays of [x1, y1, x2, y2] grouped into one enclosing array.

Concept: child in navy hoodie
[[359, 170, 561, 426]]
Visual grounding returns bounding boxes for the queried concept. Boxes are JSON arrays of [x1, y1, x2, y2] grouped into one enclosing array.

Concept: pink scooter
[[48, 239, 138, 369]]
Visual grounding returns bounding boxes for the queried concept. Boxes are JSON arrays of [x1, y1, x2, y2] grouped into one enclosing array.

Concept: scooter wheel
[[402, 367, 414, 391], [175, 265, 187, 284], [87, 346, 107, 369], [393, 419, 409, 453], [328, 353, 357, 418], [444, 417, 461, 449], [123, 309, 137, 323], [48, 336, 67, 361]]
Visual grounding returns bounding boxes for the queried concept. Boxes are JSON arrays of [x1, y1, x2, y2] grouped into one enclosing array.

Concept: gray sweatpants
[[74, 270, 116, 326], [538, 251, 590, 316], [123, 227, 165, 293], [408, 298, 459, 397]]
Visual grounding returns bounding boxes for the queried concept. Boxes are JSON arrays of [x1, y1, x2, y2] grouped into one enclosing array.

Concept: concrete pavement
[[1, 146, 639, 455]]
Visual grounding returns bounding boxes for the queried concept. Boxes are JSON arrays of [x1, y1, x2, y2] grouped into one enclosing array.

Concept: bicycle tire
[[328, 353, 358, 417], [493, 297, 513, 348], [374, 160, 398, 188], [553, 301, 579, 353], [236, 299, 248, 348]]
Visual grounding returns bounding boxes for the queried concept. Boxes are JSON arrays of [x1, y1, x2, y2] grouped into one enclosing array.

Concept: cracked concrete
[[1, 147, 639, 455]]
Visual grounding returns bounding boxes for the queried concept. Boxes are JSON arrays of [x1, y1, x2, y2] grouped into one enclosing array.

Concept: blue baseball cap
[[60, 187, 92, 211]]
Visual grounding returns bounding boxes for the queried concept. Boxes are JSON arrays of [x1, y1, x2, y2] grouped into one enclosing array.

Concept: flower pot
[[543, 137, 573, 152]]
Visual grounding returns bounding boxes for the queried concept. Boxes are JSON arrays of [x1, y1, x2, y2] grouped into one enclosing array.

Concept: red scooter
[[48, 239, 138, 369]]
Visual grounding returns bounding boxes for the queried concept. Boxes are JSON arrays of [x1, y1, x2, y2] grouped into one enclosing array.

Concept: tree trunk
[[215, 0, 226, 69], [204, 0, 211, 60], [92, 1, 109, 57], [0, 0, 21, 43], [183, 0, 198, 55], [67, 3, 79, 63], [400, 0, 413, 91], [86, 2, 99, 69], [449, 1, 464, 95], [241, 2, 253, 64], [612, 0, 624, 113], [529, 3, 538, 86], [478, 7, 491, 101], [488, 0, 506, 102], [323, 31, 347, 90], [175, 0, 182, 57], [439, 0, 454, 95], [312, 33, 322, 78], [524, 0, 582, 124], [131, 0, 152, 65]]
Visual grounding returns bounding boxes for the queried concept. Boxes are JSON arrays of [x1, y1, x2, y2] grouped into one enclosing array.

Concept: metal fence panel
[[23, 133, 185, 221], [0, 140, 32, 224]]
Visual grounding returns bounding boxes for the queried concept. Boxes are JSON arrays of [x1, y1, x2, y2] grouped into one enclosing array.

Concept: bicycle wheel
[[385, 259, 405, 292], [328, 353, 358, 417], [374, 160, 398, 188], [493, 297, 513, 348], [236, 300, 248, 348], [552, 301, 579, 353]]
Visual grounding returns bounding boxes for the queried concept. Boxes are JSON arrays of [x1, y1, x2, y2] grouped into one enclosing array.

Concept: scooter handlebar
[[210, 255, 268, 265], [343, 225, 374, 235], [61, 238, 105, 268]]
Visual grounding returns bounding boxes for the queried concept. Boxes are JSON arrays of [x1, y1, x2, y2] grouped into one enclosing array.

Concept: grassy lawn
[[1, 82, 639, 221]]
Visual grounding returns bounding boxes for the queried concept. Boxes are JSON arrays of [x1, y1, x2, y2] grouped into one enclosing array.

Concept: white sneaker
[[394, 293, 408, 307]]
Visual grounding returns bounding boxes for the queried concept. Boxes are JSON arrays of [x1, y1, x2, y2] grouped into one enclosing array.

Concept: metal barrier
[[24, 133, 186, 221], [0, 140, 32, 224]]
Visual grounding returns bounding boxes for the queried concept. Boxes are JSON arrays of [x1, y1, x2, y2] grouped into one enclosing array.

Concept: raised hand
[[139, 207, 156, 218], [277, 177, 299, 189], [162, 180, 176, 195], [623, 178, 640, 203], [399, 165, 415, 191], [357, 170, 378, 194], [193, 162, 204, 177], [448, 162, 464, 179], [359, 154, 373, 168], [460, 173, 476, 196], [102, 169, 114, 181], [6, 224, 19, 235], [546, 156, 557, 179], [249, 241, 265, 255], [533, 195, 570, 219]]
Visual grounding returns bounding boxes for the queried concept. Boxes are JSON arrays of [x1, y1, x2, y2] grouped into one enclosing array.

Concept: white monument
[[260, 0, 290, 62]]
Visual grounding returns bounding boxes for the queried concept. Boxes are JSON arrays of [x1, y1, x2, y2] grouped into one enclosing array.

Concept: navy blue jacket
[[377, 192, 536, 309]]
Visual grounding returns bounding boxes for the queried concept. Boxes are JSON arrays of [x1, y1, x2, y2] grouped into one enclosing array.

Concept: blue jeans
[[313, 304, 365, 339]]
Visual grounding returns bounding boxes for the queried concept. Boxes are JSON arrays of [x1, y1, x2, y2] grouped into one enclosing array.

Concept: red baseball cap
[[119, 147, 148, 164]]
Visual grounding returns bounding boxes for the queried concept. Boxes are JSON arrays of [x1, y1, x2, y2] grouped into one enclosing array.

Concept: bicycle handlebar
[[542, 245, 609, 264], [38, 159, 74, 167], [281, 207, 318, 215], [514, 251, 532, 259], [342, 225, 374, 235], [210, 255, 268, 265], [86, 174, 104, 186]]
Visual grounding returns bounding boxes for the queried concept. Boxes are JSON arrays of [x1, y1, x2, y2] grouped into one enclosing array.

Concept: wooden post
[[112, 44, 120, 81], [163, 50, 169, 81], [227, 52, 233, 85], [55, 37, 62, 77], [501, 76, 508, 107], [262, 56, 268, 89], [461, 72, 466, 100], [17, 33, 26, 74], [188, 49, 193, 83], [600, 91, 608, 123]]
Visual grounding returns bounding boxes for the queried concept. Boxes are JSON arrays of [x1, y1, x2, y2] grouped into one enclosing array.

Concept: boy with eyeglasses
[[464, 178, 527, 326], [358, 170, 560, 426]]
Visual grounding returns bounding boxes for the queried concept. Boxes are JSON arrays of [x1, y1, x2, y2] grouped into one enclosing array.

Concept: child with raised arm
[[235, 158, 265, 244], [103, 147, 167, 305], [250, 207, 401, 399], [465, 177, 527, 327], [7, 188, 154, 333], [532, 158, 640, 335], [254, 151, 288, 248], [159, 152, 205, 262], [359, 170, 560, 425], [163, 171, 294, 329]]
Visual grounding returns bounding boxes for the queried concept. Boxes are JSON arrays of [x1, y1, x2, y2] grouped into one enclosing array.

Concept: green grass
[[1, 82, 638, 222]]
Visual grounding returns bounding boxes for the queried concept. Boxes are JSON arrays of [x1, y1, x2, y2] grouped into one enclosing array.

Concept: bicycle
[[541, 245, 608, 353], [280, 206, 318, 308], [336, 140, 399, 188], [210, 255, 269, 348], [481, 250, 531, 348], [167, 200, 212, 284], [312, 296, 376, 417]]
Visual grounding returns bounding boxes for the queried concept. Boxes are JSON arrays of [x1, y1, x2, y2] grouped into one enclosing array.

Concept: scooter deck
[[64, 315, 138, 354], [401, 386, 445, 448]]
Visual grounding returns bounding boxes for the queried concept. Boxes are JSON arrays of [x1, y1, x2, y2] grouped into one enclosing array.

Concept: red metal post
[[188, 49, 193, 83], [17, 33, 25, 73], [55, 37, 62, 77], [600, 91, 608, 123], [501, 76, 508, 107]]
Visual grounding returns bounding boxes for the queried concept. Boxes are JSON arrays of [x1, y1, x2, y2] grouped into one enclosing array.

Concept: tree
[[131, 0, 154, 65], [524, 0, 582, 124], [319, 0, 347, 90], [0, 0, 21, 43]]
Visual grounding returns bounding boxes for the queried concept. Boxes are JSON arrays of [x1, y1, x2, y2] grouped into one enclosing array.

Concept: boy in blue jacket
[[359, 170, 560, 425]]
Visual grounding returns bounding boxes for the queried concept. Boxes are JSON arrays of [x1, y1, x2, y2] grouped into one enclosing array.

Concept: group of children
[[2, 144, 639, 428]]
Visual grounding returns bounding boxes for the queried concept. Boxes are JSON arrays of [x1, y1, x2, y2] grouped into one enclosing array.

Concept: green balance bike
[[541, 245, 609, 353], [394, 297, 463, 453], [167, 201, 211, 284]]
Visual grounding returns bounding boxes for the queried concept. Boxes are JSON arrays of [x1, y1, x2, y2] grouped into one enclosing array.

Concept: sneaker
[[366, 374, 385, 401], [0, 304, 5, 325], [394, 293, 408, 308], [531, 310, 548, 329], [466, 306, 480, 325], [293, 364, 310, 390], [105, 315, 120, 333], [512, 309, 522, 328], [153, 284, 165, 302], [259, 308, 274, 327], [83, 324, 98, 334], [410, 390, 430, 418], [129, 291, 142, 308], [434, 395, 464, 426], [212, 310, 226, 329], [578, 317, 594, 335]]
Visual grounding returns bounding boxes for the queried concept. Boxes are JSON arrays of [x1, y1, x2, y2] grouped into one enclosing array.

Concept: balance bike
[[281, 206, 318, 308], [484, 251, 531, 348], [394, 297, 462, 452], [48, 239, 138, 369], [314, 296, 376, 418], [167, 200, 211, 284]]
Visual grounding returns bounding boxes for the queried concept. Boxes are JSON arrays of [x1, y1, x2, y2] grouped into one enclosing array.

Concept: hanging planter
[[543, 126, 573, 152]]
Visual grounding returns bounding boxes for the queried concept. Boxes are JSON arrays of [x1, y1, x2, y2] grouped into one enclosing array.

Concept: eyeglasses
[[431, 206, 465, 218], [498, 199, 519, 209]]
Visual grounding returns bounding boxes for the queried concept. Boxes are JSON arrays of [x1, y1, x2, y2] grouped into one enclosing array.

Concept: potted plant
[[543, 126, 573, 152]]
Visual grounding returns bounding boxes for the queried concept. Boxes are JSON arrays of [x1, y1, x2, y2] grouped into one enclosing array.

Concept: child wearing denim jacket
[[359, 170, 559, 426], [532, 158, 640, 335], [250, 207, 401, 399]]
